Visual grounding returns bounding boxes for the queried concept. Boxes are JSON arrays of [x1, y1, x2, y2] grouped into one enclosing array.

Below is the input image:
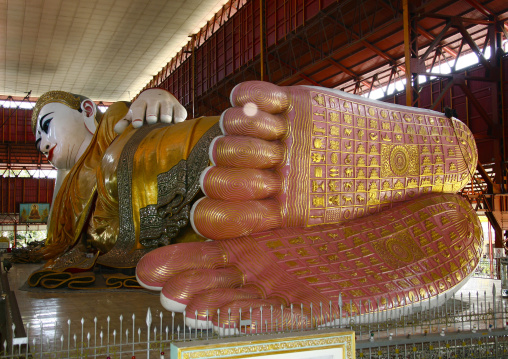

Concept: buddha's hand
[[114, 88, 187, 133], [190, 81, 477, 240], [137, 193, 482, 334]]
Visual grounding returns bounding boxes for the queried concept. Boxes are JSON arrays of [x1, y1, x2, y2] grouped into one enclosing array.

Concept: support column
[[403, 0, 412, 106], [190, 35, 196, 119], [259, 0, 265, 81]]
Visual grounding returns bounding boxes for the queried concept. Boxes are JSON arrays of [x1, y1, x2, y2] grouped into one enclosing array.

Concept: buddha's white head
[[32, 91, 97, 170]]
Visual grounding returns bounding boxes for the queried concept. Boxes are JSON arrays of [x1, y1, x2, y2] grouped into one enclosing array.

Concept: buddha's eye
[[41, 117, 52, 134], [39, 112, 54, 134]]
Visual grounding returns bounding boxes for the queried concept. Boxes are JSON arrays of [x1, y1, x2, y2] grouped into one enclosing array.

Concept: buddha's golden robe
[[43, 101, 220, 269]]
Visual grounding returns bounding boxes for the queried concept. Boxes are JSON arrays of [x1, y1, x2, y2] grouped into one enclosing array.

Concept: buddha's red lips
[[48, 146, 56, 162]]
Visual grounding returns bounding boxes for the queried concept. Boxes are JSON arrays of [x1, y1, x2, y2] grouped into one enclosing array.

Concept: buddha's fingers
[[191, 198, 282, 240], [200, 167, 282, 201], [230, 81, 290, 114], [160, 267, 244, 312], [221, 108, 288, 140], [135, 241, 226, 290], [210, 136, 285, 168]]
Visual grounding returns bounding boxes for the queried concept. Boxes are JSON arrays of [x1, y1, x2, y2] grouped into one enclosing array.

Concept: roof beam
[[416, 26, 458, 58], [274, 29, 372, 88], [322, 12, 406, 73]]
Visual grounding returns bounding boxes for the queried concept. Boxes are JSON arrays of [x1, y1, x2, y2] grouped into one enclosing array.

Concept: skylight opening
[[0, 100, 35, 109], [0, 101, 109, 113], [0, 169, 57, 179], [362, 46, 498, 100]]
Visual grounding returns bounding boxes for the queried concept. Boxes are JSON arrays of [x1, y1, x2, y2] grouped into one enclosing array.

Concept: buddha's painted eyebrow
[[39, 112, 54, 129]]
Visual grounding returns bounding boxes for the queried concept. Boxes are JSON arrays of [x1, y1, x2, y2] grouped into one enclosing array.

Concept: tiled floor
[[7, 260, 178, 347]]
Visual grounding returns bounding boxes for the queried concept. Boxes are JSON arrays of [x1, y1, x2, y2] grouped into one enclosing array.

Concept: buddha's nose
[[39, 136, 52, 155], [41, 144, 50, 155]]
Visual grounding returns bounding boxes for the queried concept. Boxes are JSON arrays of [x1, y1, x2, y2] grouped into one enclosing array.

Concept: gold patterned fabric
[[91, 116, 221, 268]]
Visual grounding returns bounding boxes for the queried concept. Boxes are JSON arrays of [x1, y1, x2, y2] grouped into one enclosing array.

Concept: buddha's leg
[[190, 81, 478, 240], [137, 192, 482, 332]]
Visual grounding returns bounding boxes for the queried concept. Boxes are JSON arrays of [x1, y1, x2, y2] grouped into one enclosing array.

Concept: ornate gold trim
[[175, 330, 354, 359]]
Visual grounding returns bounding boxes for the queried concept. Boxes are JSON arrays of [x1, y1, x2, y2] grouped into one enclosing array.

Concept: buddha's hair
[[31, 91, 91, 135]]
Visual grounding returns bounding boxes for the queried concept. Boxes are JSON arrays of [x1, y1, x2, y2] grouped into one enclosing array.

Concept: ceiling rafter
[[323, 12, 407, 74], [265, 0, 404, 89]]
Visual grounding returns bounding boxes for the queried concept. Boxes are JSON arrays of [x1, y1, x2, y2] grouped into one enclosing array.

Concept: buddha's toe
[[209, 135, 285, 168], [230, 81, 290, 114], [214, 298, 290, 334], [200, 167, 282, 201], [191, 198, 282, 240], [220, 107, 287, 140], [184, 288, 264, 329], [160, 267, 244, 312], [135, 241, 226, 290], [202, 297, 312, 334]]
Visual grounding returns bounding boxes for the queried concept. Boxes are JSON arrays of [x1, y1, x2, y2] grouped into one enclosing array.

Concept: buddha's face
[[35, 103, 92, 170]]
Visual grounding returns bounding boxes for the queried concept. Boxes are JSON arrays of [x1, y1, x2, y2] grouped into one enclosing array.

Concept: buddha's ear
[[81, 99, 97, 134]]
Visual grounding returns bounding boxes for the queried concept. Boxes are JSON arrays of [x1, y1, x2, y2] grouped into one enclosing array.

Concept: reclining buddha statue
[[27, 81, 481, 331], [27, 88, 220, 287]]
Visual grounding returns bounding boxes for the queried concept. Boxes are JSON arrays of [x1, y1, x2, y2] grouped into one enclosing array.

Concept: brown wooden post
[[403, 0, 412, 106]]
